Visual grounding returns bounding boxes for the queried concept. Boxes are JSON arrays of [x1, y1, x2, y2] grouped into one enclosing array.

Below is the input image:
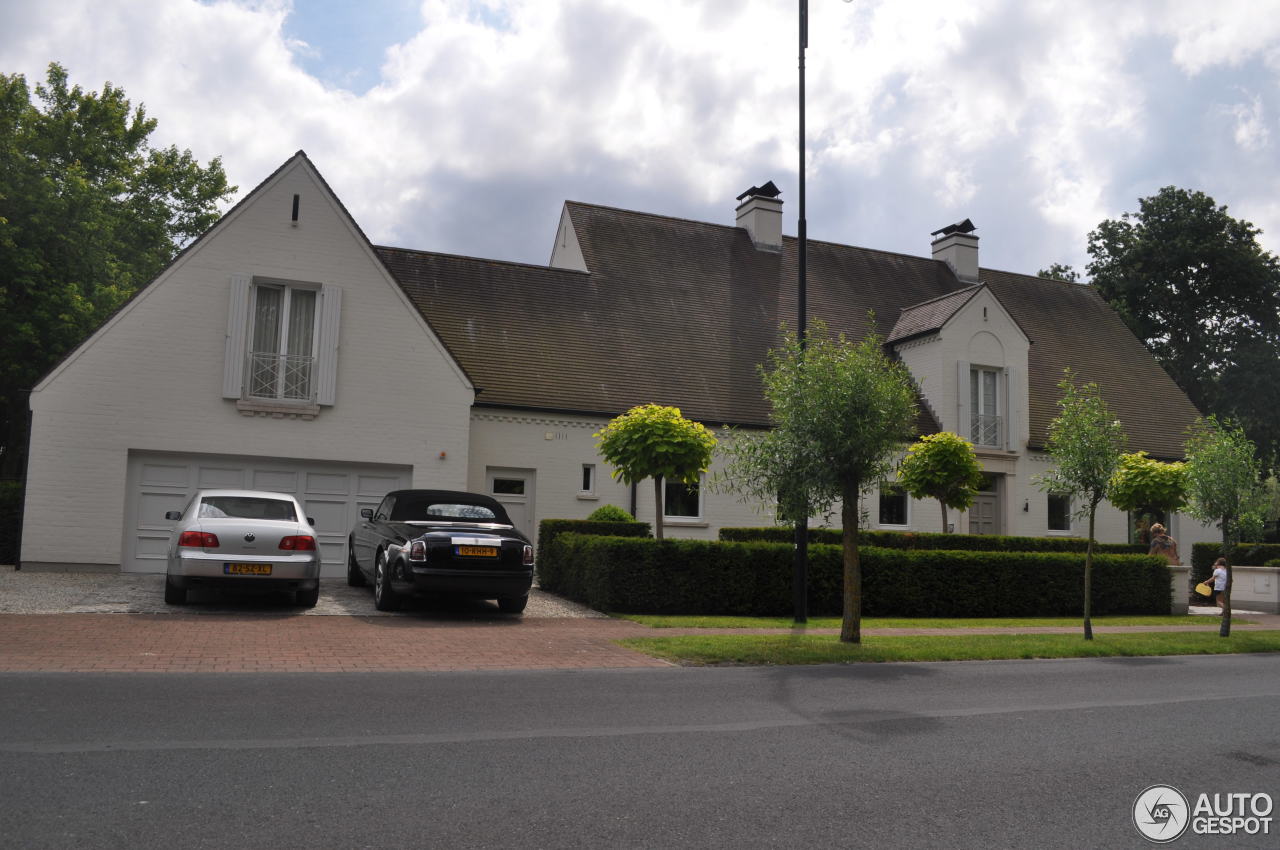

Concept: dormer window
[[970, 366, 1002, 447]]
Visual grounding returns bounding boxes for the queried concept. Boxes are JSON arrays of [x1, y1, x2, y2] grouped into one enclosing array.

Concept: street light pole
[[793, 0, 809, 624]]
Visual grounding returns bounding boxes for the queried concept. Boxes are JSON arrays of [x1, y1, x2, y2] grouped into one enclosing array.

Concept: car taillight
[[523, 544, 534, 566], [178, 531, 219, 548], [279, 535, 317, 551], [409, 541, 427, 561]]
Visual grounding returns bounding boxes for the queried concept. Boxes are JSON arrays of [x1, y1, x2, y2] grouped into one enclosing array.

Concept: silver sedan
[[164, 489, 321, 607]]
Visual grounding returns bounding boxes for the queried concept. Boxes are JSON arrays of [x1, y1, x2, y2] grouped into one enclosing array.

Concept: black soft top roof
[[384, 489, 511, 523]]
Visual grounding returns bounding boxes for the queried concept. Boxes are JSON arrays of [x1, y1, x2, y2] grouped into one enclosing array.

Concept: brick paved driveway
[[0, 570, 671, 673]]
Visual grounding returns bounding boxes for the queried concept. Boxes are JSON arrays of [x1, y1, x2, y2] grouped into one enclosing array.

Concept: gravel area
[[0, 568, 606, 618]]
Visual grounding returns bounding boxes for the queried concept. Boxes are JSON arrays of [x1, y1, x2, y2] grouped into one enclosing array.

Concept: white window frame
[[662, 477, 703, 522], [578, 463, 597, 499], [970, 366, 1002, 447], [876, 482, 910, 528], [246, 281, 321, 402], [1047, 493, 1073, 534]]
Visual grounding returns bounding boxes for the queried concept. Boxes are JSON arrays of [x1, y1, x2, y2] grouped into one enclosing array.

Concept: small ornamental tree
[[1108, 452, 1188, 535], [1183, 417, 1269, 637], [1035, 371, 1128, 640], [897, 432, 984, 533], [720, 320, 918, 643], [595, 404, 716, 540]]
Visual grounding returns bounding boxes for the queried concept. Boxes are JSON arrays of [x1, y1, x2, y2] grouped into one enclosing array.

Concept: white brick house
[[20, 152, 1218, 575]]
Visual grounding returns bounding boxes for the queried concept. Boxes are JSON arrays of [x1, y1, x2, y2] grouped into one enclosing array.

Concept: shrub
[[536, 518, 650, 592], [551, 534, 1171, 617], [1190, 542, 1280, 583], [719, 526, 1146, 555], [0, 480, 20, 565], [1264, 558, 1280, 568], [586, 504, 634, 522]]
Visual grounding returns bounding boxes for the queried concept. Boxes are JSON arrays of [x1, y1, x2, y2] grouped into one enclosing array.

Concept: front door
[[486, 468, 536, 542], [970, 473, 1001, 535]]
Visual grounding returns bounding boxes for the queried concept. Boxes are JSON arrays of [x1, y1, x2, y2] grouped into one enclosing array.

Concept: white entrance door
[[486, 468, 536, 542], [124, 451, 410, 575]]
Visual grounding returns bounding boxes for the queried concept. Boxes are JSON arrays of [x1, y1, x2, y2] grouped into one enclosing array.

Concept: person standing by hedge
[[1209, 557, 1229, 610], [1147, 523, 1180, 565]]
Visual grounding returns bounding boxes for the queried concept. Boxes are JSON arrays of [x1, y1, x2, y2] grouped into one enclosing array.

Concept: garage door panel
[[253, 470, 297, 492], [197, 466, 245, 489], [126, 452, 410, 576]]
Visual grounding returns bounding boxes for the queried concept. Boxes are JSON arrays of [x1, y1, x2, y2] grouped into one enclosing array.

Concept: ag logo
[[1134, 784, 1190, 843]]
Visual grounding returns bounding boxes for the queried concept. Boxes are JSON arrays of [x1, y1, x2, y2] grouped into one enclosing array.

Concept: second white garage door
[[124, 451, 411, 576]]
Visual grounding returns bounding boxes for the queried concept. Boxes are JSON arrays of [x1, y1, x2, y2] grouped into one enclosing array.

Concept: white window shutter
[[956, 360, 970, 440], [1004, 366, 1019, 451], [315, 284, 342, 406], [222, 274, 251, 399]]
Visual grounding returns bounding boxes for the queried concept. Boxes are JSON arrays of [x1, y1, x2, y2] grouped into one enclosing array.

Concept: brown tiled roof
[[887, 285, 982, 344], [377, 202, 1200, 457]]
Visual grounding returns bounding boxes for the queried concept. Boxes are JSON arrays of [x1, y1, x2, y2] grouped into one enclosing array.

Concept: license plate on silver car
[[224, 563, 272, 575]]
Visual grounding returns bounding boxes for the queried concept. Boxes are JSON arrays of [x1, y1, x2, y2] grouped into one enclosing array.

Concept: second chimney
[[736, 181, 783, 252], [930, 218, 979, 282]]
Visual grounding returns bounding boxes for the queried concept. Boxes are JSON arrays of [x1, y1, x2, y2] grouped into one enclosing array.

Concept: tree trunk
[[840, 484, 862, 644], [1083, 504, 1096, 641], [939, 499, 948, 533], [1220, 522, 1232, 638], [653, 476, 664, 541]]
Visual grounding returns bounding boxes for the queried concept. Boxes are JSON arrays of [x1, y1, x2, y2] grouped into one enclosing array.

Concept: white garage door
[[124, 451, 411, 576]]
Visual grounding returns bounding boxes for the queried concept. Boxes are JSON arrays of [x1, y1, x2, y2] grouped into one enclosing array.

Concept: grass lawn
[[617, 630, 1280, 666], [617, 614, 1250, 629]]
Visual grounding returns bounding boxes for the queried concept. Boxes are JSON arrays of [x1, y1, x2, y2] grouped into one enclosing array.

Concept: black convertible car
[[348, 489, 534, 613]]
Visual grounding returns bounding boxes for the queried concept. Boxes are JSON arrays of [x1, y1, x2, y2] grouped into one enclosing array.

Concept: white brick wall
[[23, 156, 473, 568]]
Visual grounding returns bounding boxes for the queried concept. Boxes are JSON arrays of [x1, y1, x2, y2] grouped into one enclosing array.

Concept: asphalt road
[[2, 655, 1278, 849]]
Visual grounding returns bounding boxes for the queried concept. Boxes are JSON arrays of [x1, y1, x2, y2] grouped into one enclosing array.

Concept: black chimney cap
[[736, 180, 782, 201], [930, 218, 976, 237]]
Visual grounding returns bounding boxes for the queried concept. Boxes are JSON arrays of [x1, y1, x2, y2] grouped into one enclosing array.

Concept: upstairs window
[[248, 284, 317, 401], [222, 274, 342, 409], [970, 367, 1001, 446]]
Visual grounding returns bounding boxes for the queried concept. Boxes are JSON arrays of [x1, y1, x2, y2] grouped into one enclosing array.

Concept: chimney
[[930, 218, 979, 282], [735, 181, 783, 252]]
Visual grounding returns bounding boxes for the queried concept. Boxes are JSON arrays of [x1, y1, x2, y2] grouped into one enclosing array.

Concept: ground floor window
[[1047, 493, 1072, 532], [878, 483, 908, 526], [663, 479, 701, 519]]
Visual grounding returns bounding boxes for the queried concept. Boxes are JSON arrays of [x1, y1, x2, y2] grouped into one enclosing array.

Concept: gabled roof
[[379, 200, 1201, 457], [886, 285, 983, 344]]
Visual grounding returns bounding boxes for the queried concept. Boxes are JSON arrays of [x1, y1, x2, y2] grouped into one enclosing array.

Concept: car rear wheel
[[296, 585, 320, 608], [164, 577, 187, 605], [497, 594, 528, 614], [373, 551, 400, 612], [347, 545, 366, 587]]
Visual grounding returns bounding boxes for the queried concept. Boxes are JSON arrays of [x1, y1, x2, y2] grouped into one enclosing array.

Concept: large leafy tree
[[595, 403, 716, 541], [897, 431, 983, 534], [1108, 451, 1188, 519], [721, 320, 918, 643], [1035, 371, 1128, 640], [0, 63, 234, 476], [1183, 417, 1268, 638], [1087, 187, 1280, 474]]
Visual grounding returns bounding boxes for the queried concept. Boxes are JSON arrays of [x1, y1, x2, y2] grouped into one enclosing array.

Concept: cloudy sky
[[4, 0, 1280, 275]]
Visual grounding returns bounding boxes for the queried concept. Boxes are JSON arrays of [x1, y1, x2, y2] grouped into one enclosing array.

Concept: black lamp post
[[792, 0, 809, 624]]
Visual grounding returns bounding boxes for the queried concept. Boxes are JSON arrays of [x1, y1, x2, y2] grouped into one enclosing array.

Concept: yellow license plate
[[457, 546, 498, 557], [224, 563, 272, 575]]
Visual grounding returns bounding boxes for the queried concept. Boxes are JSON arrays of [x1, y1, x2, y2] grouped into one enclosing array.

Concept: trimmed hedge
[[1190, 542, 1280, 584], [720, 526, 1146, 555], [551, 533, 1171, 617], [537, 518, 650, 592], [0, 481, 20, 565]]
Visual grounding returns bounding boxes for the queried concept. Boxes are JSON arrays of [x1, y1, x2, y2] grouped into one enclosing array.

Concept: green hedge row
[[548, 533, 1171, 617], [1190, 542, 1280, 583], [720, 526, 1147, 555], [0, 481, 21, 565], [537, 519, 651, 592]]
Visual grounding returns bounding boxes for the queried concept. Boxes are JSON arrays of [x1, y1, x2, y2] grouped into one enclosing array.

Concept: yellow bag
[[1194, 582, 1213, 597]]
